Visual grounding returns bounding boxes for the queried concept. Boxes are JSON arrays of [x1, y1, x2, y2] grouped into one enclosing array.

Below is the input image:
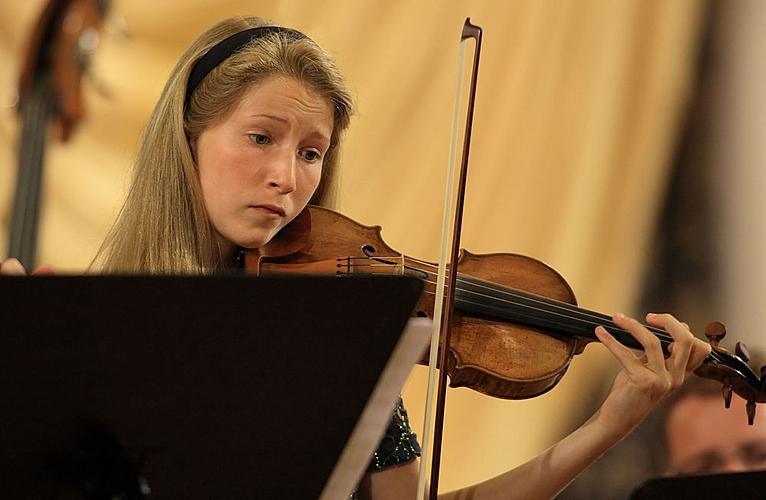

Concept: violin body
[[438, 251, 585, 399], [247, 205, 594, 400]]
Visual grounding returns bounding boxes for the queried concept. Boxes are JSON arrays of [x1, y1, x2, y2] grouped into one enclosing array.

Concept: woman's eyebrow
[[249, 114, 331, 144], [249, 114, 288, 123], [305, 130, 332, 145]]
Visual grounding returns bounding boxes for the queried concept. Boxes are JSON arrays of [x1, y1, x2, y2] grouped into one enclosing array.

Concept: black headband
[[184, 26, 306, 108]]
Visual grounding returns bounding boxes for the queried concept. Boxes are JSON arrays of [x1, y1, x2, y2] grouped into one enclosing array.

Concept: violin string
[[338, 261, 749, 376], [344, 256, 675, 342], [439, 283, 725, 367], [339, 257, 726, 364], [418, 287, 726, 366], [420, 262, 692, 349], [421, 278, 724, 365], [406, 257, 625, 320], [341, 258, 727, 366], [418, 281, 676, 344], [409, 257, 657, 330]]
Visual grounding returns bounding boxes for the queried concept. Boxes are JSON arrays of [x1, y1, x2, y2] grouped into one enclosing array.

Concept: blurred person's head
[[664, 376, 766, 475]]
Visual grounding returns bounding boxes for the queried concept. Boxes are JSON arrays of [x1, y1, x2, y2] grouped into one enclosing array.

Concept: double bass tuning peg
[[704, 321, 726, 348]]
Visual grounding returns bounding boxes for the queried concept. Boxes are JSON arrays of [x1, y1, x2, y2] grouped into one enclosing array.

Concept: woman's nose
[[266, 149, 297, 193]]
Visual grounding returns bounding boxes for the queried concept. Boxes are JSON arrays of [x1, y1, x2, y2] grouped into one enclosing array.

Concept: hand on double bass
[[0, 257, 55, 276]]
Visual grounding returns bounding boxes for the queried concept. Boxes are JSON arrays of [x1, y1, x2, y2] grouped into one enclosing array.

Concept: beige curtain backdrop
[[0, 0, 704, 493], [711, 0, 766, 350]]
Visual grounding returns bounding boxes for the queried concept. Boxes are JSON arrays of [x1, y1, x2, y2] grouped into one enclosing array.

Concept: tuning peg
[[704, 322, 727, 347], [747, 399, 757, 425], [721, 384, 731, 408], [723, 384, 733, 408], [735, 341, 750, 362]]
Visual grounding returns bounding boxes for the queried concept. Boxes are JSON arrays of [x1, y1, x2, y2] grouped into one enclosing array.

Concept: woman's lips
[[250, 205, 286, 217]]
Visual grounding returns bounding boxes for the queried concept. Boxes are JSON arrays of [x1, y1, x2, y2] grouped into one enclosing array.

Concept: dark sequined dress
[[368, 396, 421, 471], [351, 396, 421, 499]]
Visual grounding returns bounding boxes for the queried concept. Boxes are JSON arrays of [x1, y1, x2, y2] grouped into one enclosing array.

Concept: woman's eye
[[300, 149, 322, 162], [249, 134, 270, 145]]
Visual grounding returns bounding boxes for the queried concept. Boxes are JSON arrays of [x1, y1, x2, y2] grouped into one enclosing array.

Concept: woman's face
[[195, 76, 334, 257]]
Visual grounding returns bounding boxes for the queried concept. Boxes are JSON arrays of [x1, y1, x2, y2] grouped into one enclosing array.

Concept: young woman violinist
[[0, 16, 711, 499]]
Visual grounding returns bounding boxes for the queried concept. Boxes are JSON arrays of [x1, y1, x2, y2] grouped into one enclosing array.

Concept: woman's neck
[[214, 232, 237, 265]]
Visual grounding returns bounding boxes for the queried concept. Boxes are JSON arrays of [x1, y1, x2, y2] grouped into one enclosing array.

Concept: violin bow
[[417, 18, 482, 500]]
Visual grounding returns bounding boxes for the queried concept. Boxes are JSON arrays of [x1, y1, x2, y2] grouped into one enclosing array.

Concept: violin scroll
[[19, 0, 111, 141], [695, 322, 766, 424]]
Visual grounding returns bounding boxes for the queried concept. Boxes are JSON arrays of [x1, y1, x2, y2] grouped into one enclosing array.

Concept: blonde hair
[[93, 17, 353, 274]]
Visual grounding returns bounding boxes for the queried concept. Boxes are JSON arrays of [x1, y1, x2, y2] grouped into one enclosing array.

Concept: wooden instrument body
[[247, 205, 593, 400]]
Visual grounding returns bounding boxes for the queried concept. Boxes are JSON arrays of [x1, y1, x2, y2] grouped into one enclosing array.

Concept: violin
[[243, 204, 766, 423]]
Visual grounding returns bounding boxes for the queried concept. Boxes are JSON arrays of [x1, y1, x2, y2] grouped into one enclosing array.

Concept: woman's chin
[[236, 239, 270, 251], [234, 230, 277, 251]]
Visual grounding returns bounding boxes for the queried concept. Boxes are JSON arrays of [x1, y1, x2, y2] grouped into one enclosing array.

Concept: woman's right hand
[[0, 258, 54, 275]]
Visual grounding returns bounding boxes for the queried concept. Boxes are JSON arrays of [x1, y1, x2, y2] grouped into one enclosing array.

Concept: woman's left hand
[[593, 312, 711, 440]]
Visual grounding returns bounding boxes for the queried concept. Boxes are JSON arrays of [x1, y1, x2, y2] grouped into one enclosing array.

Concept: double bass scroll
[[8, 0, 110, 268]]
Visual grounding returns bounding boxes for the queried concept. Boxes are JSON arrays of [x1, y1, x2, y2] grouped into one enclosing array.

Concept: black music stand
[[630, 470, 766, 499], [0, 275, 429, 499]]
